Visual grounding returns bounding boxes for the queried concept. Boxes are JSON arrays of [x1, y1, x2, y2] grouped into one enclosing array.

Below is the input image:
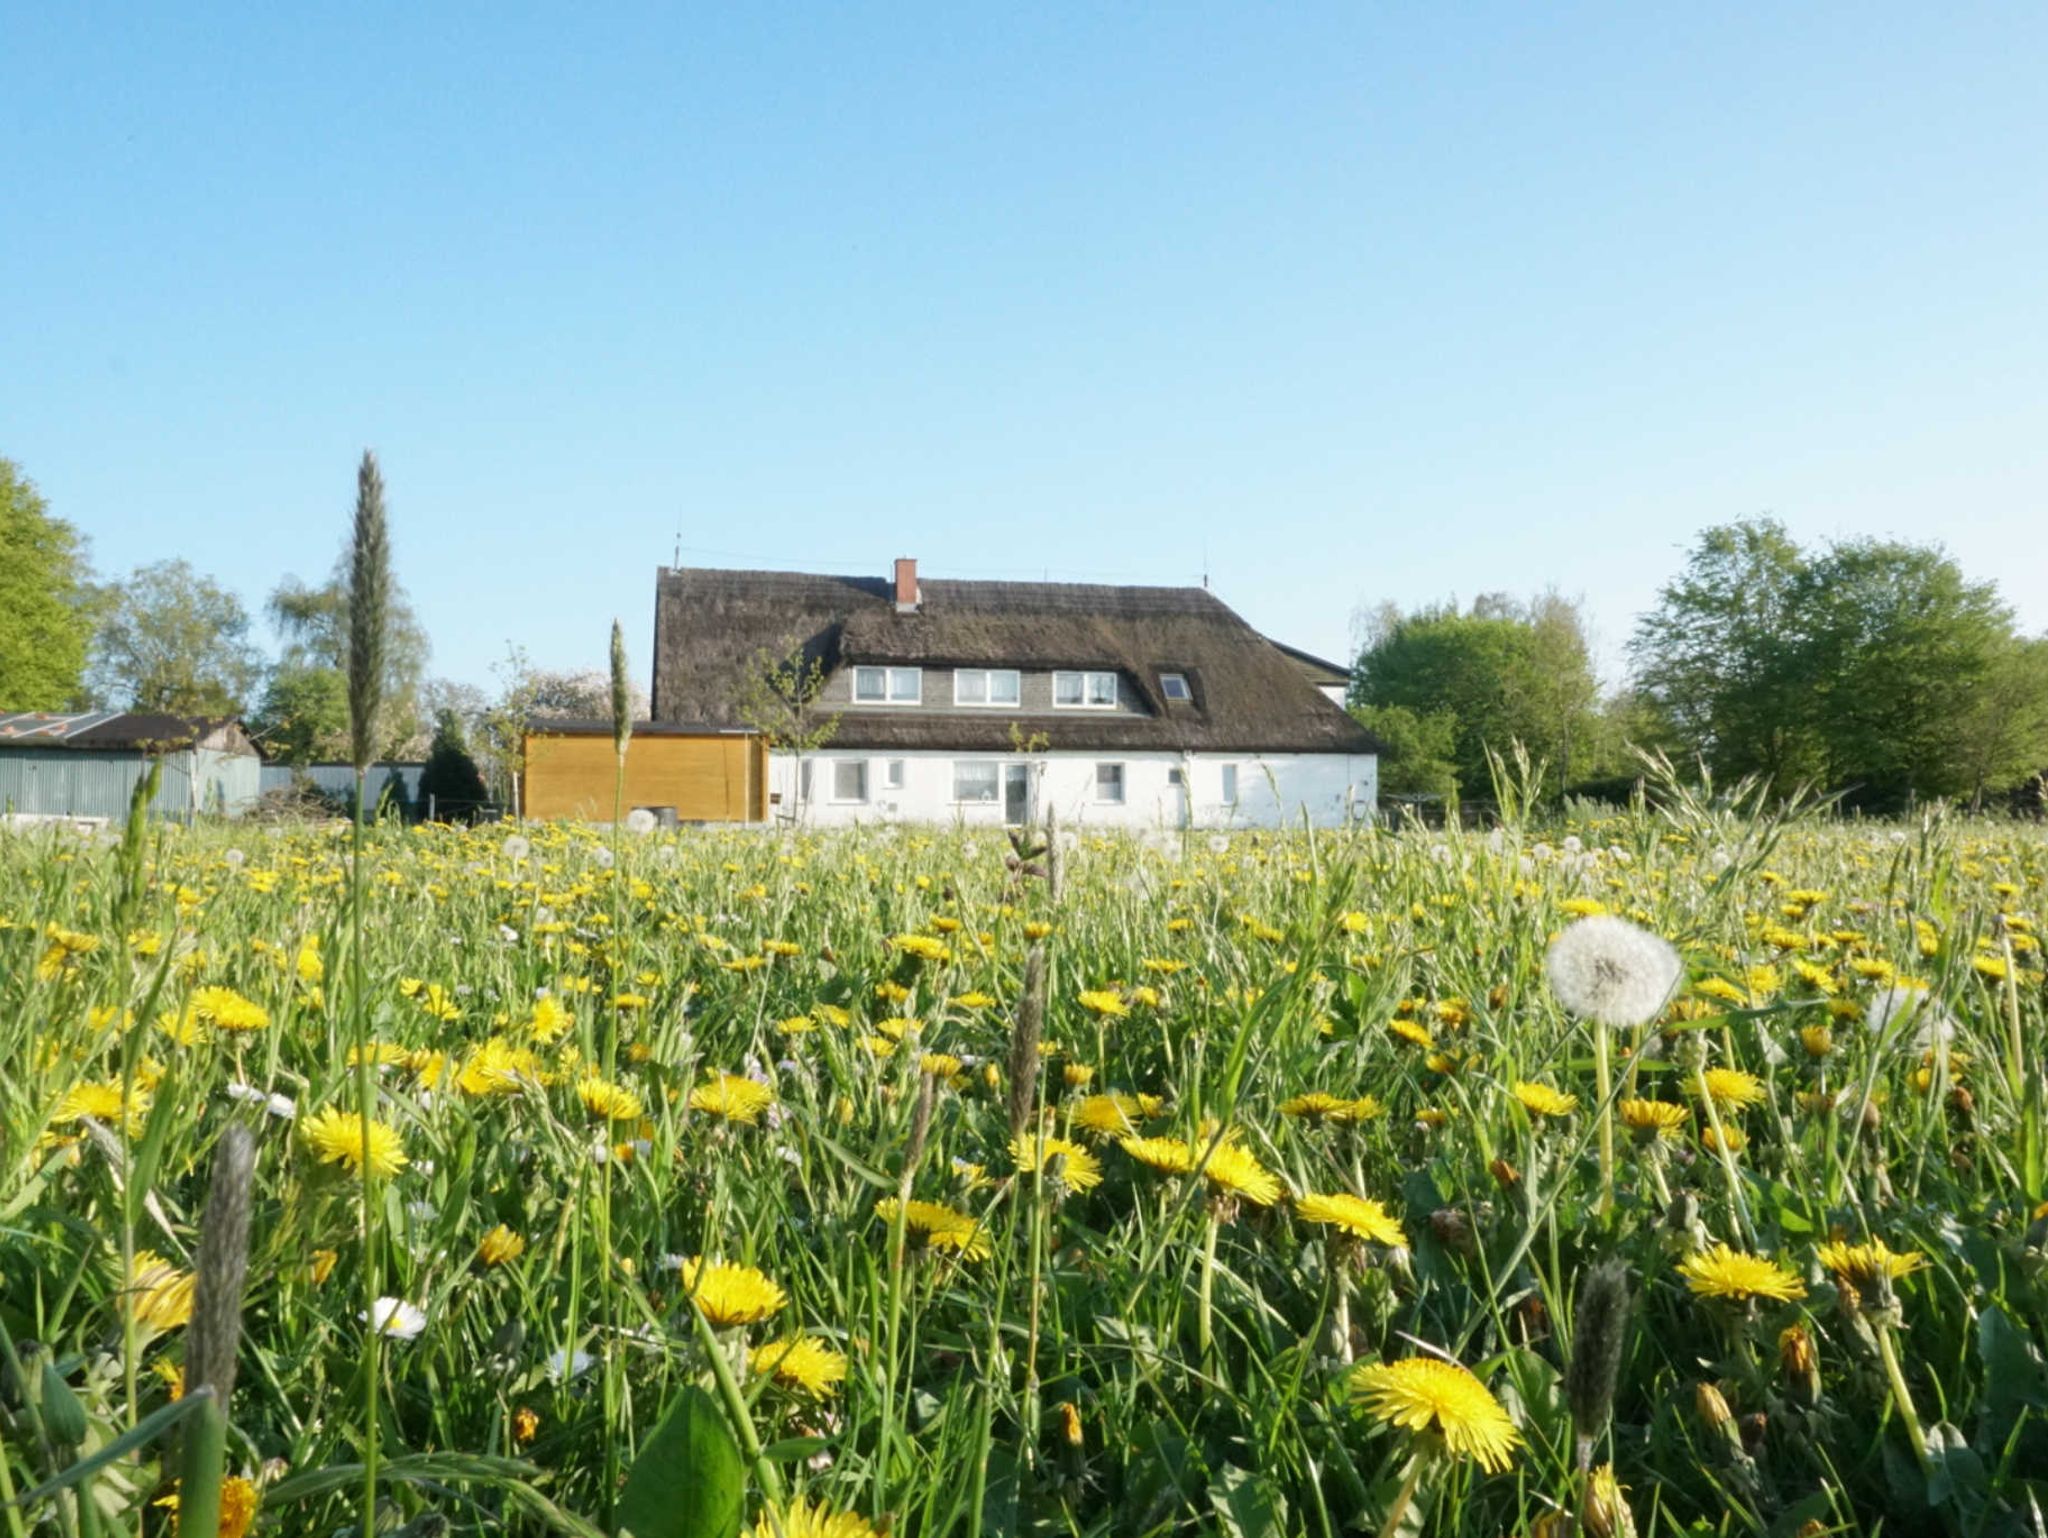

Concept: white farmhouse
[[650, 559, 1377, 829]]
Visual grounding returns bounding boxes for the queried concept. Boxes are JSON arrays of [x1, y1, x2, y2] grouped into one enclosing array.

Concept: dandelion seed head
[[1545, 916, 1683, 1027]]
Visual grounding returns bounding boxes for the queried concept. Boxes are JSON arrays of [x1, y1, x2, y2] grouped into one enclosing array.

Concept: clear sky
[[5, 4, 2044, 692]]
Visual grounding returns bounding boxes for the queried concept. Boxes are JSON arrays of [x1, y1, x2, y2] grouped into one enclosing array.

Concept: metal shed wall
[[0, 747, 261, 821]]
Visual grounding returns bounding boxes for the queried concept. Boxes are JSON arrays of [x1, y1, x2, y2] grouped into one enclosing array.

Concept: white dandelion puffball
[[501, 834, 531, 862], [365, 1298, 428, 1341], [1545, 915, 1683, 1028], [625, 807, 657, 835], [1869, 983, 1954, 1048], [592, 846, 616, 869]]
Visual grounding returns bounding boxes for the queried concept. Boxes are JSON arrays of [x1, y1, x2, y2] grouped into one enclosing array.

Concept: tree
[[251, 665, 349, 766], [89, 559, 265, 716], [1349, 702, 1459, 799], [732, 640, 840, 823], [417, 709, 490, 821], [1629, 519, 1818, 787], [0, 458, 98, 709], [1633, 521, 2048, 808], [265, 549, 431, 758], [1349, 594, 1605, 800]]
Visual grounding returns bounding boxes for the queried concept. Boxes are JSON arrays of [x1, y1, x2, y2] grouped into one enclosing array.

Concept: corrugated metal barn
[[0, 712, 263, 822]]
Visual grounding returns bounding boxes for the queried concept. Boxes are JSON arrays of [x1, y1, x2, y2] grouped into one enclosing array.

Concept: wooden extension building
[[520, 718, 765, 823]]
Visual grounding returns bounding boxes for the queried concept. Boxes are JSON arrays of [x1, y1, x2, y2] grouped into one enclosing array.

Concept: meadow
[[4, 787, 2046, 1538]]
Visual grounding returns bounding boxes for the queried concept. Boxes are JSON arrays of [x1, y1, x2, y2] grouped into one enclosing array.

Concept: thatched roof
[[651, 567, 1377, 755]]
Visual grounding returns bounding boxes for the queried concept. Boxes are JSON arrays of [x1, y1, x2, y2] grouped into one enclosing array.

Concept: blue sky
[[5, 4, 2044, 692]]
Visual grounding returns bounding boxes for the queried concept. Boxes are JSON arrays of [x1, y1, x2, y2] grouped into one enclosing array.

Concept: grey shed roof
[[0, 712, 256, 754], [650, 567, 1378, 755]]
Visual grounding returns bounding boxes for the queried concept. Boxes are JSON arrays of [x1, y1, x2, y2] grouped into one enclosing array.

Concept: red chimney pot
[[894, 557, 919, 611]]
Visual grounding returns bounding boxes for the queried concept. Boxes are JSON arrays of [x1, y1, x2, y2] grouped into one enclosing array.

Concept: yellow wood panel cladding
[[522, 733, 763, 822]]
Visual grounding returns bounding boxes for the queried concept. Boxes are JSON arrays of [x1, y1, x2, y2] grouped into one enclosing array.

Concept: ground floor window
[[1220, 763, 1239, 802], [832, 760, 868, 802], [1095, 762, 1126, 804], [954, 761, 1000, 802], [883, 759, 906, 790]]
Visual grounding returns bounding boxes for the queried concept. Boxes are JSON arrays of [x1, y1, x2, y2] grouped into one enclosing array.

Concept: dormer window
[[853, 666, 921, 704], [1159, 672, 1191, 702], [1054, 670, 1118, 709], [953, 668, 1021, 706]]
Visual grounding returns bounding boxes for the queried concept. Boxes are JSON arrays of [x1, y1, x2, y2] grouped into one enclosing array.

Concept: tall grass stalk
[[347, 448, 391, 1538]]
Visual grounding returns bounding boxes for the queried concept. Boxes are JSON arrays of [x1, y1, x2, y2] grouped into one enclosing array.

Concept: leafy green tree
[[1350, 593, 1604, 799], [0, 458, 98, 709], [1629, 519, 1819, 786], [266, 560, 432, 756], [1350, 702, 1459, 799], [89, 559, 265, 716], [1634, 521, 2048, 808], [1798, 537, 2021, 808], [251, 664, 350, 765], [417, 709, 490, 821]]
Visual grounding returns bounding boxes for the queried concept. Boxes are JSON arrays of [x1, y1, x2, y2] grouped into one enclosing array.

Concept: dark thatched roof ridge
[[651, 567, 1378, 756]]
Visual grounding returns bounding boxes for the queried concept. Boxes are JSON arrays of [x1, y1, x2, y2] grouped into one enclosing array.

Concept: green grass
[[2, 797, 2045, 1537]]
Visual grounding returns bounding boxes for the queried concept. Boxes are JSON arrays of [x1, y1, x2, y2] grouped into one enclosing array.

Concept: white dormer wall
[[771, 749, 1376, 829]]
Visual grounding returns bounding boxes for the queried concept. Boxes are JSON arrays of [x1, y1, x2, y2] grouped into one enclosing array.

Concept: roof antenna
[[673, 527, 681, 567], [1202, 541, 1209, 590]]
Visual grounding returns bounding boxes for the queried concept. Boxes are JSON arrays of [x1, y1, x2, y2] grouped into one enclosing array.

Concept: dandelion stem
[[1197, 1209, 1221, 1371], [1874, 1322, 1932, 1472], [1376, 1449, 1427, 1538], [1593, 1023, 1616, 1220], [685, 1302, 784, 1508]]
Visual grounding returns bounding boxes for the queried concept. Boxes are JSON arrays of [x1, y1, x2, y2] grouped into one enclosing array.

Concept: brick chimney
[[893, 556, 920, 612]]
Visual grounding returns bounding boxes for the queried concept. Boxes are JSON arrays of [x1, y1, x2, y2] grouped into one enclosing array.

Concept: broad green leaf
[[614, 1384, 745, 1538]]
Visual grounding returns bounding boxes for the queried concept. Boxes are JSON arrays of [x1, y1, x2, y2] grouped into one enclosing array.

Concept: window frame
[[1159, 672, 1192, 702], [1093, 761, 1127, 805], [882, 758, 906, 791], [829, 759, 869, 804], [952, 668, 1022, 707], [952, 760, 1001, 804], [1219, 763, 1239, 803], [853, 665, 921, 704], [1054, 670, 1119, 709]]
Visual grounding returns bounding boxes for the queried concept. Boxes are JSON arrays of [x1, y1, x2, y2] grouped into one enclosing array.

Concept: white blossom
[[365, 1298, 429, 1340]]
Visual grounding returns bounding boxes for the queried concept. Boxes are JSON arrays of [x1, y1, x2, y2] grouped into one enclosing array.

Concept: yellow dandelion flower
[[1280, 1091, 1383, 1123], [578, 1076, 644, 1121], [155, 1475, 258, 1538], [1349, 1356, 1522, 1472], [688, 1072, 776, 1125], [1815, 1238, 1925, 1287], [1070, 1092, 1162, 1138], [1695, 1068, 1767, 1110], [1676, 1243, 1805, 1303], [1619, 1098, 1688, 1141], [1119, 1134, 1196, 1175], [1009, 1133, 1103, 1192], [678, 1258, 788, 1326], [1195, 1137, 1283, 1206], [749, 1336, 849, 1397], [1296, 1192, 1407, 1247], [478, 1224, 527, 1267], [1512, 1081, 1578, 1118], [126, 1250, 196, 1333], [188, 984, 270, 1032], [1700, 1124, 1748, 1155], [875, 1197, 992, 1261], [301, 1106, 408, 1178], [890, 933, 951, 963], [1076, 989, 1129, 1018], [746, 1498, 876, 1538]]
